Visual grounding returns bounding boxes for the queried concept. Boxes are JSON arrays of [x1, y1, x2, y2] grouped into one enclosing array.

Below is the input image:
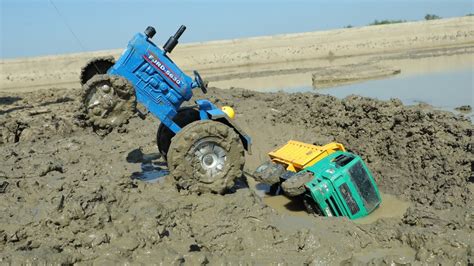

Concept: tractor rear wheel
[[281, 171, 314, 197], [156, 107, 200, 157], [80, 74, 136, 132], [167, 120, 245, 194], [80, 56, 115, 86]]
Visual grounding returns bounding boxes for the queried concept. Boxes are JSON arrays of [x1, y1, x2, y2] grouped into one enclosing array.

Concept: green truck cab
[[298, 151, 381, 219], [254, 141, 382, 220]]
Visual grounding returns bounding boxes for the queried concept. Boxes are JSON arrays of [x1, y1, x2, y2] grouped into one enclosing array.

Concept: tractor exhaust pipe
[[144, 26, 156, 39], [163, 25, 186, 54]]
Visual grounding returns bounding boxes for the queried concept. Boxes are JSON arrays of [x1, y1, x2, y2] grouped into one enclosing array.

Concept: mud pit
[[0, 87, 472, 264]]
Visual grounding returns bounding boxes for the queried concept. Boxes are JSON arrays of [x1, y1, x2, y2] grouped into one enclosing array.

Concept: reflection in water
[[126, 149, 169, 183], [131, 162, 169, 183]]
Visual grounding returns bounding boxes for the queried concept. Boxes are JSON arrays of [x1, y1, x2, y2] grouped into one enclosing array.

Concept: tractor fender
[[195, 99, 252, 153]]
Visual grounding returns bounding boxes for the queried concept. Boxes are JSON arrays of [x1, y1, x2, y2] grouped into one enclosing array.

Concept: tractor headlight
[[221, 106, 235, 119]]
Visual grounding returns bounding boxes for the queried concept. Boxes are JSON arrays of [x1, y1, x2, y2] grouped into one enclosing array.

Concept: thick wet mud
[[0, 87, 472, 264], [260, 191, 411, 224], [354, 193, 410, 225]]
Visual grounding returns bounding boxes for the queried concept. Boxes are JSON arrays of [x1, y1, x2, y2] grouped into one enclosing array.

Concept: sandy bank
[[1, 17, 473, 92]]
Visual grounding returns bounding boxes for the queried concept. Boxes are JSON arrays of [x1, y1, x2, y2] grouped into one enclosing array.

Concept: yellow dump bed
[[268, 141, 346, 172]]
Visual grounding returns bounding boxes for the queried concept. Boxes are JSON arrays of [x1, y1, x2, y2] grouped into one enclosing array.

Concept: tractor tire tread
[[157, 107, 200, 157], [167, 120, 244, 194], [80, 56, 115, 86], [80, 74, 136, 134]]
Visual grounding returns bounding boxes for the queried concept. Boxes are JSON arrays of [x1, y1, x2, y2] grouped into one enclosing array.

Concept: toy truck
[[254, 141, 381, 219], [79, 25, 251, 194], [253, 141, 346, 186]]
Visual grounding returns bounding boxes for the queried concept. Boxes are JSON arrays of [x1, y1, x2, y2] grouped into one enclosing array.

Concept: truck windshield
[[347, 161, 379, 213]]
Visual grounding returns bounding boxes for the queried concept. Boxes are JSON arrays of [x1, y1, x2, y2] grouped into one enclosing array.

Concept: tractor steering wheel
[[194, 71, 208, 94]]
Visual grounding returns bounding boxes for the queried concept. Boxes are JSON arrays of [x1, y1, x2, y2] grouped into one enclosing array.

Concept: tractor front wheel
[[167, 120, 245, 194]]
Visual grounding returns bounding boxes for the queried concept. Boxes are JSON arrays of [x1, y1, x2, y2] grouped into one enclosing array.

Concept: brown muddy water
[[247, 177, 411, 223], [263, 67, 473, 121], [354, 194, 410, 225], [316, 67, 473, 121]]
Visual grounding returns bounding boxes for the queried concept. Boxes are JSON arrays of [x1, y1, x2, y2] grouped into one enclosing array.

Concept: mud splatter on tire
[[167, 120, 245, 194], [79, 74, 136, 134], [80, 56, 115, 86], [156, 107, 200, 157]]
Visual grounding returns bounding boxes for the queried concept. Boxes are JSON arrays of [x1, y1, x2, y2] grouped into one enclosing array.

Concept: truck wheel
[[156, 108, 200, 157], [253, 161, 286, 185], [281, 171, 314, 197], [302, 196, 323, 216], [167, 120, 245, 194], [80, 74, 136, 132], [80, 56, 115, 86]]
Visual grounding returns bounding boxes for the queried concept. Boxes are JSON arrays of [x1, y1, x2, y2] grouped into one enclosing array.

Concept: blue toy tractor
[[79, 25, 251, 194]]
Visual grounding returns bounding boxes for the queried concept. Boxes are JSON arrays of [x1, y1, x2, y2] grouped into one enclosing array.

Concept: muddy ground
[[0, 87, 472, 264]]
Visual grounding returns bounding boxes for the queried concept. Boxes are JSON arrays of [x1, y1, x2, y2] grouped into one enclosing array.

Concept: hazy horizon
[[1, 0, 473, 59]]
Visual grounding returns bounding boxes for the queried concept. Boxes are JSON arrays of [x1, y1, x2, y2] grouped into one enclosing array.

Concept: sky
[[1, 0, 473, 59]]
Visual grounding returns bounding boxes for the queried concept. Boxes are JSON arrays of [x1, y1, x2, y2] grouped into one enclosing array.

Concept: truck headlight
[[322, 183, 329, 193], [325, 207, 333, 217]]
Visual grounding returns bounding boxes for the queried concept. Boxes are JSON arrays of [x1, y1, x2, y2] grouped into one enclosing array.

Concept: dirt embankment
[[0, 87, 472, 264]]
